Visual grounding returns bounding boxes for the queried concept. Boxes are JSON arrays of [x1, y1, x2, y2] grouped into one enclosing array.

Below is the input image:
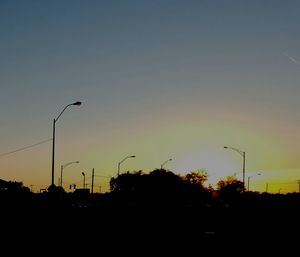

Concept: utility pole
[[242, 151, 246, 193], [91, 168, 95, 194], [247, 176, 250, 192]]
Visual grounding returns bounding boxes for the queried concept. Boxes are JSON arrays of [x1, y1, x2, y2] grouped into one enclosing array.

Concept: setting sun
[[175, 150, 239, 185]]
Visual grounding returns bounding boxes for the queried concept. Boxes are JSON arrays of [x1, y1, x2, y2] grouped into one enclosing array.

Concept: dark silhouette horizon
[[1, 169, 300, 249]]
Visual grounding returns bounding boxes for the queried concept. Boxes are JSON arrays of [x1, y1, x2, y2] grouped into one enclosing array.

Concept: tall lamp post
[[160, 158, 172, 170], [118, 155, 136, 176], [224, 146, 246, 193], [60, 161, 80, 188], [247, 173, 261, 192], [50, 101, 82, 189]]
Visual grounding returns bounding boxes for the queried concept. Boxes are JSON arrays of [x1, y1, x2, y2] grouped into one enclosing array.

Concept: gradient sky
[[1, 0, 300, 193]]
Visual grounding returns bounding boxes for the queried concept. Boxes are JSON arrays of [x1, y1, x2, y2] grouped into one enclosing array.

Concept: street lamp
[[60, 161, 80, 188], [160, 158, 172, 170], [50, 101, 82, 188], [82, 172, 85, 189], [247, 173, 261, 192], [224, 146, 246, 193], [117, 155, 136, 176]]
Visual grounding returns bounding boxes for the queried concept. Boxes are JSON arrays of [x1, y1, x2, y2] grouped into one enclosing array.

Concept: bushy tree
[[216, 175, 244, 202], [110, 170, 143, 192], [183, 170, 208, 188], [109, 169, 212, 208]]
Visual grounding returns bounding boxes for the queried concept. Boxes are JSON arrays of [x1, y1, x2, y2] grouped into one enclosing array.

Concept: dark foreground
[[1, 192, 300, 255]]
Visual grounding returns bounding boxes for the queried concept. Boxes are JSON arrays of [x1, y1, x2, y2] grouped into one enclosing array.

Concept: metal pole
[[247, 176, 250, 192], [91, 168, 94, 194], [60, 165, 63, 187], [161, 158, 172, 170], [117, 156, 135, 176], [50, 102, 82, 189], [243, 152, 246, 193], [224, 147, 246, 193], [51, 119, 56, 186]]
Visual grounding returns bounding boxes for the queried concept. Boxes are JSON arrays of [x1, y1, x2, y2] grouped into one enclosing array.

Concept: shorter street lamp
[[82, 172, 86, 189], [247, 173, 261, 192], [160, 158, 172, 170], [60, 161, 79, 188], [117, 155, 136, 176]]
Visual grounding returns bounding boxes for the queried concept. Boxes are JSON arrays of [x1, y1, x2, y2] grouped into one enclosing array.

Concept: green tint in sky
[[1, 0, 300, 193]]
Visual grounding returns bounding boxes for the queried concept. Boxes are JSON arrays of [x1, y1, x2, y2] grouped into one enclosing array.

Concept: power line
[[94, 175, 111, 178], [0, 138, 52, 158]]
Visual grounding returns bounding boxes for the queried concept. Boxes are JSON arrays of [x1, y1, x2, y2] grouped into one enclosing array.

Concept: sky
[[1, 0, 300, 193]]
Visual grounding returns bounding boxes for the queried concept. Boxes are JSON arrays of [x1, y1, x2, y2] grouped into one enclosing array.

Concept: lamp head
[[130, 155, 136, 158], [82, 172, 85, 176], [224, 146, 228, 149], [72, 101, 82, 106]]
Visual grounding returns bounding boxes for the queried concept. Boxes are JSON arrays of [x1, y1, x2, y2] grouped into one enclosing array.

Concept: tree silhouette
[[109, 169, 211, 208], [0, 180, 30, 193], [110, 170, 143, 192], [216, 175, 244, 204], [183, 170, 208, 189], [217, 176, 244, 192]]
